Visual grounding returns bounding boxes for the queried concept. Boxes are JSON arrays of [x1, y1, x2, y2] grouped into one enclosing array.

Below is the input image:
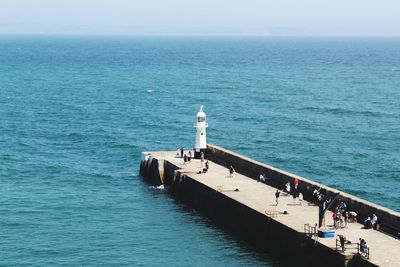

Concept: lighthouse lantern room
[[194, 105, 208, 159]]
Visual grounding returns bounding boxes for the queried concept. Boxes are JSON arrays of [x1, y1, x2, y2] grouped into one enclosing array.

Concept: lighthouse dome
[[197, 105, 206, 118]]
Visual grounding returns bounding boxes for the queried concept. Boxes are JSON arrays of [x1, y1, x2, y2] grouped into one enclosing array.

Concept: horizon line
[[1, 33, 400, 38]]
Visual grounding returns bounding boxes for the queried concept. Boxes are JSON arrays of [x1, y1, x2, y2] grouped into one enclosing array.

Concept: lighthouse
[[194, 105, 208, 159]]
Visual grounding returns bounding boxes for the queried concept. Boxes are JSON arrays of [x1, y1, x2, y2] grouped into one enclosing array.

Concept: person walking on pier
[[200, 152, 205, 168], [188, 151, 192, 163], [229, 165, 235, 177], [275, 190, 280, 206], [180, 147, 184, 158], [183, 154, 188, 165]]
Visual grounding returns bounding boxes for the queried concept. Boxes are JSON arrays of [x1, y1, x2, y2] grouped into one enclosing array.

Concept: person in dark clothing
[[275, 190, 280, 206], [364, 217, 372, 229], [359, 238, 367, 257], [183, 154, 187, 165], [229, 165, 235, 177], [180, 147, 184, 158]]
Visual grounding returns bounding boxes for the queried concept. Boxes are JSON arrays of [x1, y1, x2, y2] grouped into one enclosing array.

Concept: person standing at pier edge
[[294, 178, 299, 190], [200, 152, 205, 168], [299, 192, 303, 205], [284, 182, 291, 195], [229, 165, 235, 177]]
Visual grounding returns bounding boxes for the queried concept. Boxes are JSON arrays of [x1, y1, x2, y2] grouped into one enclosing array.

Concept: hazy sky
[[0, 0, 399, 36]]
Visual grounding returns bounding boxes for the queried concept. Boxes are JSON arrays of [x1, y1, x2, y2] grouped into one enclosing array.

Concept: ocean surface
[[0, 36, 399, 266]]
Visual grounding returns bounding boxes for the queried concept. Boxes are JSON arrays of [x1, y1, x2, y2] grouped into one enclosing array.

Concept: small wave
[[301, 106, 382, 117], [64, 132, 85, 141], [146, 89, 155, 93], [150, 184, 165, 190], [156, 184, 165, 190], [209, 85, 236, 90], [112, 142, 138, 149]]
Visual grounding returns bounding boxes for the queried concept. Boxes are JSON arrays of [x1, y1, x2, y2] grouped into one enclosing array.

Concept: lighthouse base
[[194, 148, 207, 159]]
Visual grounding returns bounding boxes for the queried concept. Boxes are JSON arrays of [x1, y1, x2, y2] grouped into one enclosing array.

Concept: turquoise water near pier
[[0, 36, 399, 266]]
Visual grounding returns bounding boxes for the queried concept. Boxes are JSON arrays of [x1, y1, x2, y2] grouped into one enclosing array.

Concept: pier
[[140, 145, 400, 267]]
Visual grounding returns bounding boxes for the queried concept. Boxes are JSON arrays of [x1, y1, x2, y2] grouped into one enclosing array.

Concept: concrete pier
[[140, 145, 400, 267]]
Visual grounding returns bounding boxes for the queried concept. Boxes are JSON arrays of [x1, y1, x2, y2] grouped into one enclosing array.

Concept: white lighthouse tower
[[194, 105, 208, 159]]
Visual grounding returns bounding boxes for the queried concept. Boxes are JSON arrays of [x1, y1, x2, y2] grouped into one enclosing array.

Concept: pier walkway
[[149, 151, 399, 267]]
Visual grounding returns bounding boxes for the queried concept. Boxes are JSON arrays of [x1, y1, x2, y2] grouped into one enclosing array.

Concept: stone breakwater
[[140, 144, 399, 267]]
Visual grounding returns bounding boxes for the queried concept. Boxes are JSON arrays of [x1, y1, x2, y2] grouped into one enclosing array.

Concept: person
[[364, 217, 372, 229], [313, 188, 321, 204], [371, 214, 377, 227], [188, 151, 192, 163], [259, 174, 266, 183], [318, 193, 324, 204], [349, 211, 357, 223], [340, 201, 347, 212], [200, 152, 205, 167], [294, 178, 299, 190], [229, 165, 235, 177], [180, 147, 184, 158], [299, 192, 303, 206], [176, 148, 180, 156], [284, 182, 291, 195], [333, 210, 338, 228], [359, 238, 367, 257], [275, 190, 280, 206], [342, 211, 348, 228], [183, 154, 188, 165], [338, 234, 346, 252], [202, 160, 209, 173]]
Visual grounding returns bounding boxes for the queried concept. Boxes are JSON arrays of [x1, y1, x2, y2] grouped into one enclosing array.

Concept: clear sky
[[0, 0, 399, 36]]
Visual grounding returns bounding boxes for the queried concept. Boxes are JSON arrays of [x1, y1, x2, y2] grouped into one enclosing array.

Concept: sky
[[0, 0, 399, 36]]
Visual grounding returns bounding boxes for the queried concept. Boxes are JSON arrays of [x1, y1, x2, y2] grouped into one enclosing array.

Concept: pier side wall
[[206, 144, 400, 237], [140, 154, 163, 185]]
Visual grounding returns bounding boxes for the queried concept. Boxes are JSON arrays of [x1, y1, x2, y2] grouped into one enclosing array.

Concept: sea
[[0, 36, 399, 266]]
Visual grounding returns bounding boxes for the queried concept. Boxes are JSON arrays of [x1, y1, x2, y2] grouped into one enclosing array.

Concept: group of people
[[287, 179, 303, 204], [274, 179, 303, 206], [177, 147, 192, 165], [363, 213, 379, 230], [177, 148, 209, 173], [332, 201, 349, 229]]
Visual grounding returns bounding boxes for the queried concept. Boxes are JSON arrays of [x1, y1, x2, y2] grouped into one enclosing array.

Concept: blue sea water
[[0, 36, 399, 266]]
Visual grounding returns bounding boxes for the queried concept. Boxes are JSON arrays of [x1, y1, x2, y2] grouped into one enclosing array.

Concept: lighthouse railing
[[194, 123, 208, 127]]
